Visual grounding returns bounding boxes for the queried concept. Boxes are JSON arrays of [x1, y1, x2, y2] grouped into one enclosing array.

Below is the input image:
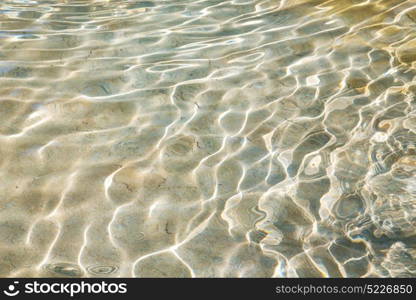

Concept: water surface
[[1, 0, 416, 277]]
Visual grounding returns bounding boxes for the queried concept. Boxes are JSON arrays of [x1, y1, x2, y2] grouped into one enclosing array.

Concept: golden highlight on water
[[0, 0, 416, 278]]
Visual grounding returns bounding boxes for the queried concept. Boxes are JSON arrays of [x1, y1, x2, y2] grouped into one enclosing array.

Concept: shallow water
[[1, 0, 416, 278]]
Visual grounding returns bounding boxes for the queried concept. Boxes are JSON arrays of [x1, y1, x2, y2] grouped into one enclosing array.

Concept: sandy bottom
[[0, 0, 416, 277]]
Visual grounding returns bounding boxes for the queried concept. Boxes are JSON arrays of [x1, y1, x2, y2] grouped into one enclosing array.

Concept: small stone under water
[[44, 263, 83, 277]]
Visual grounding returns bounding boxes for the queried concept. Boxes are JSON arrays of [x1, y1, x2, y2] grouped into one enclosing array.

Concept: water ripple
[[1, 0, 416, 278]]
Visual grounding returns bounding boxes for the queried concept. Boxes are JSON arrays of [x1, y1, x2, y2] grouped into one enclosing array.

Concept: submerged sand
[[0, 0, 416, 277]]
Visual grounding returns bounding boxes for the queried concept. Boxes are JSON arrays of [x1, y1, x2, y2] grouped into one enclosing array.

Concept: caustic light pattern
[[0, 0, 416, 278]]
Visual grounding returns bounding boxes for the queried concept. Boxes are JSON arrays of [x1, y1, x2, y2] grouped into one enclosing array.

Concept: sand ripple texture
[[1, 0, 416, 278]]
